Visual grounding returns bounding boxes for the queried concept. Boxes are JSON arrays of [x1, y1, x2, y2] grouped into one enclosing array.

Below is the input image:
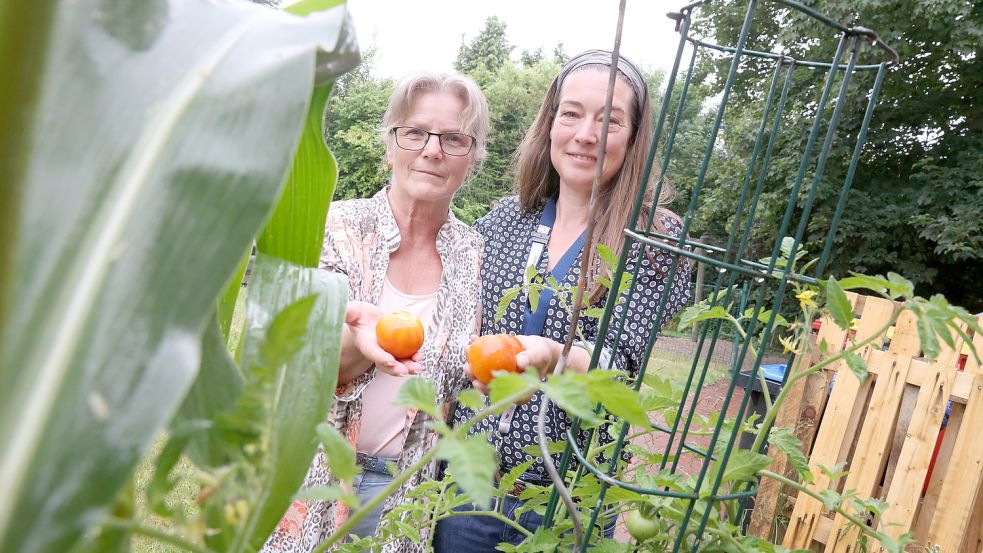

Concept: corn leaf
[[228, 254, 346, 553], [0, 0, 358, 550]]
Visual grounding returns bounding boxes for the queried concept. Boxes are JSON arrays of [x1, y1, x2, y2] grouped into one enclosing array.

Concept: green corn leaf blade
[[172, 316, 245, 467], [218, 247, 252, 343], [285, 0, 347, 16], [0, 0, 56, 347], [394, 377, 441, 421], [0, 1, 358, 550], [256, 82, 338, 267], [438, 433, 497, 508], [825, 277, 855, 331], [768, 427, 813, 484], [229, 254, 346, 553], [315, 423, 359, 486]]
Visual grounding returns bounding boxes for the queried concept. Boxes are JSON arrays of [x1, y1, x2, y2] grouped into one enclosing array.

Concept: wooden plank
[[825, 351, 911, 553], [783, 296, 897, 549], [926, 373, 983, 552], [959, 470, 983, 553], [888, 309, 921, 356], [881, 385, 919, 495], [748, 299, 858, 540], [876, 358, 953, 549], [912, 401, 965, 540], [783, 348, 876, 549]]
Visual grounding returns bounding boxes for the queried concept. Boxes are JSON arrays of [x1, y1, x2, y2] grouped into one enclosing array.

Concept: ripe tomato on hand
[[466, 334, 525, 385], [375, 311, 424, 359]]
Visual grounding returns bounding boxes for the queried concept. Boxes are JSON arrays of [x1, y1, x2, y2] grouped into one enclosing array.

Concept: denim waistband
[[356, 452, 399, 475]]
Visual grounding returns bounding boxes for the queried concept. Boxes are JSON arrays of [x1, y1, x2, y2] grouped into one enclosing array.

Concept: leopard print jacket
[[262, 187, 483, 553]]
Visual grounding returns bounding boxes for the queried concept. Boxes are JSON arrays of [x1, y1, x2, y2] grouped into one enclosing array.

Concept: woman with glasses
[[433, 50, 691, 551], [263, 72, 489, 553]]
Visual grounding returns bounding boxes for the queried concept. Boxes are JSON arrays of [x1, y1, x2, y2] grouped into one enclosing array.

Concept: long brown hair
[[513, 63, 677, 304]]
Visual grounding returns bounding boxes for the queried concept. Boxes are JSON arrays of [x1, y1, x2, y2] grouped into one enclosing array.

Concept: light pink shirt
[[356, 277, 437, 457]]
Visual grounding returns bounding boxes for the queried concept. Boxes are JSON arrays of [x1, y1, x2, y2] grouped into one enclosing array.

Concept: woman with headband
[[433, 50, 691, 550]]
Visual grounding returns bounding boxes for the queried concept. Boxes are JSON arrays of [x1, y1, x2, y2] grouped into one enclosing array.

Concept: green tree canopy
[[683, 0, 983, 310]]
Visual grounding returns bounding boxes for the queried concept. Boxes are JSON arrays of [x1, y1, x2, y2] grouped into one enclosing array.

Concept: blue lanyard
[[521, 196, 586, 337]]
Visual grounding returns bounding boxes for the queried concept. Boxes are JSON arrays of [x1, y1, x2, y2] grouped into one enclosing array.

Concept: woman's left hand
[[513, 335, 561, 380], [514, 335, 591, 378]]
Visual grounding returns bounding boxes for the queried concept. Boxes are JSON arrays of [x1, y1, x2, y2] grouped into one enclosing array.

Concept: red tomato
[[375, 311, 424, 359], [467, 334, 525, 385]]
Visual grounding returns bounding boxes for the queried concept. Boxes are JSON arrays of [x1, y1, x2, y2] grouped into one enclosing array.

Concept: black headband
[[554, 49, 648, 127]]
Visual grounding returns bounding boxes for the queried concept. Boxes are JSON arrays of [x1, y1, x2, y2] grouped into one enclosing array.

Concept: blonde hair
[[381, 72, 490, 173], [513, 63, 677, 304]]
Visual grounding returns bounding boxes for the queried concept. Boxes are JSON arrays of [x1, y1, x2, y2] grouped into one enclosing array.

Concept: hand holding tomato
[[375, 311, 425, 359], [466, 334, 525, 386], [344, 302, 423, 377]]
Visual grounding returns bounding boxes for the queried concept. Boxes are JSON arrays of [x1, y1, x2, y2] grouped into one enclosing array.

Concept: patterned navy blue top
[[451, 195, 692, 481]]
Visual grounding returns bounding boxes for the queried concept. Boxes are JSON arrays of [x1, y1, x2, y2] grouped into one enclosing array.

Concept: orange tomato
[[375, 311, 425, 359], [467, 334, 525, 385]]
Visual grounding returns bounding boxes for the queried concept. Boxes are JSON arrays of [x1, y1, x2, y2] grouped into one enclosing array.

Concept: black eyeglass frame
[[391, 126, 476, 156]]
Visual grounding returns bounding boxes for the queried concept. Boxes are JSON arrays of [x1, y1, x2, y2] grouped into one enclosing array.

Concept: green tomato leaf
[[394, 377, 441, 420], [845, 352, 868, 385], [258, 294, 318, 371], [586, 375, 649, 428], [438, 433, 497, 508], [917, 315, 942, 359], [496, 286, 522, 323], [678, 305, 730, 331], [542, 374, 602, 425], [768, 427, 813, 484], [708, 450, 771, 485], [457, 388, 486, 411], [316, 423, 359, 485], [596, 243, 619, 271], [488, 372, 534, 407], [825, 277, 854, 331]]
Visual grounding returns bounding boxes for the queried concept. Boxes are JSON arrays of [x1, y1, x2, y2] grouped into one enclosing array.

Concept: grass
[[647, 349, 731, 390], [132, 290, 247, 553]]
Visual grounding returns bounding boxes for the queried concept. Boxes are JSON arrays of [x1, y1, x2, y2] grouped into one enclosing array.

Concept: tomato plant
[[625, 507, 664, 542], [466, 333, 525, 384], [375, 311, 425, 359]]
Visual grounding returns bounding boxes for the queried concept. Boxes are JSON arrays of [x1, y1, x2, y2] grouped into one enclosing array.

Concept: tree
[[454, 16, 512, 86], [324, 46, 393, 201], [685, 0, 983, 311]]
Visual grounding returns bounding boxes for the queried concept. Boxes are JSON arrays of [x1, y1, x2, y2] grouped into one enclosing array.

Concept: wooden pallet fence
[[749, 293, 982, 552]]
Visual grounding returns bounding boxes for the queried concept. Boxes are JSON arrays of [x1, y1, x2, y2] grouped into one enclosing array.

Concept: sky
[[343, 0, 687, 79]]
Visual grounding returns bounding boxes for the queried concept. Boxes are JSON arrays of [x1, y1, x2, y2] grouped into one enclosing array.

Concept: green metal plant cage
[[541, 0, 898, 549]]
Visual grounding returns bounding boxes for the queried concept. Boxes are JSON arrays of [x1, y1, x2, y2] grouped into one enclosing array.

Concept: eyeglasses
[[392, 126, 476, 156]]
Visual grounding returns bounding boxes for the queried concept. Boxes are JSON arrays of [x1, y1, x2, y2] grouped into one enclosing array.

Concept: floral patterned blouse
[[263, 188, 483, 553], [451, 195, 691, 482]]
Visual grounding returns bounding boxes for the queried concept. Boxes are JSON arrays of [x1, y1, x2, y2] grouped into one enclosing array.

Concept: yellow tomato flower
[[796, 289, 819, 311]]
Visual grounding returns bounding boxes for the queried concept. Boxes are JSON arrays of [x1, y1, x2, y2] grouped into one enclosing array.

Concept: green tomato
[[625, 509, 661, 541]]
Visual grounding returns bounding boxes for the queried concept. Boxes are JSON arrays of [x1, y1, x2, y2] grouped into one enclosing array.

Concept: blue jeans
[[432, 495, 615, 552], [348, 463, 395, 539]]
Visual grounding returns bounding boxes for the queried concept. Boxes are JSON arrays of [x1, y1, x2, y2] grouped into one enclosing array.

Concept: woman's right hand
[[345, 301, 423, 377]]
